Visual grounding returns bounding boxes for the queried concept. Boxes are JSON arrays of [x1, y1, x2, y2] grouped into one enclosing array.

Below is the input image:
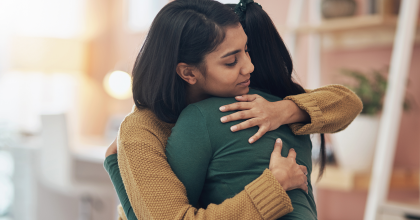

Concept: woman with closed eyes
[[104, 0, 362, 219]]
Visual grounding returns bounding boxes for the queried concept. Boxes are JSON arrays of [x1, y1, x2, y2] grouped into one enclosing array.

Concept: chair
[[37, 113, 117, 220]]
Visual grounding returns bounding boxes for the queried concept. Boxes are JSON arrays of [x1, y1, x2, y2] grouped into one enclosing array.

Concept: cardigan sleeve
[[117, 110, 293, 220], [284, 84, 363, 135]]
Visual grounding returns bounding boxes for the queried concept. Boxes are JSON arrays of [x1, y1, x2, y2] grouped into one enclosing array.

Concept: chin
[[241, 87, 250, 95], [213, 87, 250, 98], [235, 87, 250, 96]]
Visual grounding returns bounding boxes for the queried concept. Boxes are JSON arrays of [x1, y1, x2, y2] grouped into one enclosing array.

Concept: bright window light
[[0, 0, 85, 38], [103, 71, 132, 100], [128, 0, 168, 32], [0, 72, 78, 133]]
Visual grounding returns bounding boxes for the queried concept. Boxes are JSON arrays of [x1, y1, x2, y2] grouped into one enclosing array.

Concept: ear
[[176, 63, 199, 85]]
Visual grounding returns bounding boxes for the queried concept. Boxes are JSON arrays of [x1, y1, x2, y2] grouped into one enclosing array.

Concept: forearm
[[284, 84, 363, 135], [118, 136, 293, 220], [119, 143, 293, 220], [194, 169, 293, 219], [120, 146, 293, 220], [103, 154, 136, 220], [278, 100, 310, 125], [117, 107, 294, 220]]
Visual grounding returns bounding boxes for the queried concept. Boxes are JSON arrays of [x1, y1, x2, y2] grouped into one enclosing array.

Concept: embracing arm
[[220, 84, 363, 141], [103, 154, 132, 220], [165, 106, 308, 207], [284, 84, 363, 135], [115, 108, 293, 220]]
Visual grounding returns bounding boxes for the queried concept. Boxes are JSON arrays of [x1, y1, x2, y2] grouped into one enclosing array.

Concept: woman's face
[[193, 24, 254, 99]]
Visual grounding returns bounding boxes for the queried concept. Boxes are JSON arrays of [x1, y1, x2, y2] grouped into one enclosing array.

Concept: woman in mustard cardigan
[[104, 0, 362, 219]]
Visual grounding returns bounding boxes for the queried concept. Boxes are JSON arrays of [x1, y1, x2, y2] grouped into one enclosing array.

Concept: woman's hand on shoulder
[[219, 94, 309, 143], [105, 138, 118, 158], [269, 138, 308, 193]]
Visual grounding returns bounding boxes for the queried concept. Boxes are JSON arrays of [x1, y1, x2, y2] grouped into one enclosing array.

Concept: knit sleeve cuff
[[244, 169, 293, 220], [284, 92, 325, 135]]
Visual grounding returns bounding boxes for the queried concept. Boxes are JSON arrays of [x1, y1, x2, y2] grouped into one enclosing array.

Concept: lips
[[237, 79, 250, 86]]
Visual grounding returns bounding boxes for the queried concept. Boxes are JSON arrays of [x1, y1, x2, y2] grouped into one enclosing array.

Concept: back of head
[[231, 2, 327, 178], [132, 0, 239, 123], [234, 3, 305, 98]]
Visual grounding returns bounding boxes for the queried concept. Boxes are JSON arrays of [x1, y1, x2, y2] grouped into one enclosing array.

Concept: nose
[[241, 53, 254, 76]]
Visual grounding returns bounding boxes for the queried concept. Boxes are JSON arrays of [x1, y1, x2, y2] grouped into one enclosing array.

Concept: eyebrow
[[220, 39, 248, 59], [221, 49, 241, 58]]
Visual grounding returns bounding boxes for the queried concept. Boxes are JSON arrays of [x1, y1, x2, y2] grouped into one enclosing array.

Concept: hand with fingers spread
[[219, 94, 310, 144], [269, 138, 308, 193]]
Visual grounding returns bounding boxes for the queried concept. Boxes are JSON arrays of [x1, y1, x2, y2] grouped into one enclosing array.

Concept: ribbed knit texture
[[245, 169, 293, 219], [117, 84, 362, 220], [118, 107, 292, 220], [284, 84, 363, 135]]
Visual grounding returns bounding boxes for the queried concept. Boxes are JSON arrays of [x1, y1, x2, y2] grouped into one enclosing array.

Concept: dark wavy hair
[[132, 0, 239, 123], [227, 3, 327, 178]]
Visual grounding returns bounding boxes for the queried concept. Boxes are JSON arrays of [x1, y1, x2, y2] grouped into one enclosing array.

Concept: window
[[0, 0, 84, 39], [0, 72, 77, 134], [128, 0, 168, 32]]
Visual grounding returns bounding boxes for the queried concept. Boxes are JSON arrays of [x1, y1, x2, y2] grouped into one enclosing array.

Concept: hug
[[104, 0, 362, 219]]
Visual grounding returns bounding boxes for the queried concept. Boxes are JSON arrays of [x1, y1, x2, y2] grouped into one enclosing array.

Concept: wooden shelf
[[380, 202, 420, 218], [292, 15, 399, 33], [285, 14, 420, 50], [311, 165, 419, 191]]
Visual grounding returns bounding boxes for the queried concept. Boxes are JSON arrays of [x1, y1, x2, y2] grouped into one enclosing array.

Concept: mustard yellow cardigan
[[117, 84, 362, 220]]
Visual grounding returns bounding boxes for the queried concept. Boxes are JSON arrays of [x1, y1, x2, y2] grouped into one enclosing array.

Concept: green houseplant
[[341, 69, 410, 114], [341, 69, 388, 115], [332, 68, 393, 172]]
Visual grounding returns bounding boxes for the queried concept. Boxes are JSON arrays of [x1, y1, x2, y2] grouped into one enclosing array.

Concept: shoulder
[[175, 104, 207, 128], [248, 88, 282, 102], [176, 97, 237, 129], [119, 106, 174, 144], [120, 106, 163, 130], [191, 96, 236, 110]]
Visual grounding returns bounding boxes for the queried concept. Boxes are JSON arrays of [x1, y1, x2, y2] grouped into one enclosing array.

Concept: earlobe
[[176, 63, 198, 85]]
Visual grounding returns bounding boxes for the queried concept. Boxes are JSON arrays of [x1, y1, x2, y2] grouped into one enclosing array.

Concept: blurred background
[[0, 0, 419, 219]]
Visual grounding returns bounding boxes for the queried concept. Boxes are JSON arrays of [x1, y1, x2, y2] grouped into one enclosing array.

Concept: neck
[[187, 85, 209, 104]]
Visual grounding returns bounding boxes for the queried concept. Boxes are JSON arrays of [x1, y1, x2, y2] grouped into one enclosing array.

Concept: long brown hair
[[227, 2, 327, 178], [132, 0, 239, 123]]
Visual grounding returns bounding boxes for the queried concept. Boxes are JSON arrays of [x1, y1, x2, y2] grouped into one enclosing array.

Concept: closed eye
[[226, 57, 238, 67]]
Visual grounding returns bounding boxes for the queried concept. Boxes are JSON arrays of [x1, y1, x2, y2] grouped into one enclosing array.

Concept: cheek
[[205, 69, 244, 96], [209, 68, 238, 86]]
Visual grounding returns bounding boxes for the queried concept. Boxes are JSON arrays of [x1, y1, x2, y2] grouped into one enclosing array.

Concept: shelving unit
[[311, 165, 419, 191], [291, 0, 402, 32], [293, 14, 399, 33], [285, 1, 420, 50], [284, 1, 420, 219]]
